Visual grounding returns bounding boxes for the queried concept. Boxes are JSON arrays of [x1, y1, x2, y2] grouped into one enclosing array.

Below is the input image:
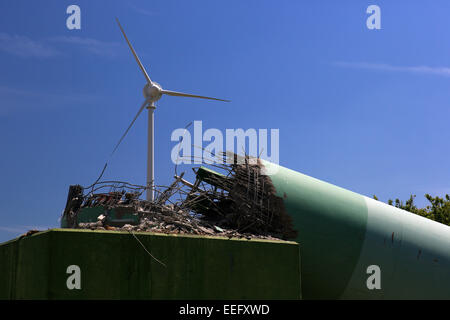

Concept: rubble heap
[[62, 154, 298, 241]]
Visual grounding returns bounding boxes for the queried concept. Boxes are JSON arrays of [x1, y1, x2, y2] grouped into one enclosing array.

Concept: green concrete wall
[[0, 229, 301, 300]]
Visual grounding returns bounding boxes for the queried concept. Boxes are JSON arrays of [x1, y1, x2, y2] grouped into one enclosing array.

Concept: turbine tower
[[113, 18, 229, 201]]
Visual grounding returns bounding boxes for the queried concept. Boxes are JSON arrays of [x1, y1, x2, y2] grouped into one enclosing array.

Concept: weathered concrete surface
[[0, 229, 301, 299]]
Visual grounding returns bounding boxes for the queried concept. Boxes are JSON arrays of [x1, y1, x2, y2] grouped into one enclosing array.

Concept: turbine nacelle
[[143, 82, 162, 102]]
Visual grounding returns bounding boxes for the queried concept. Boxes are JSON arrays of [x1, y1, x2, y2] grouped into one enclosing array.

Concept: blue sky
[[0, 1, 449, 242]]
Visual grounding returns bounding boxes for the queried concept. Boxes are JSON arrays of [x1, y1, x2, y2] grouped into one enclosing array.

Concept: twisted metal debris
[[63, 153, 297, 241]]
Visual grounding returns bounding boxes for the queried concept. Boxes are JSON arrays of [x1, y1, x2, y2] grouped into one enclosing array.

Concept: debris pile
[[63, 154, 297, 241]]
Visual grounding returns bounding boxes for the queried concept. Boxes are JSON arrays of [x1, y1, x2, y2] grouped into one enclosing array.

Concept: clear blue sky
[[1, 0, 449, 242]]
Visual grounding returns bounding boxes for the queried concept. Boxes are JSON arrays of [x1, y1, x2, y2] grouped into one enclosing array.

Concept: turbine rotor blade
[[116, 17, 152, 84], [111, 100, 149, 156], [161, 90, 230, 102]]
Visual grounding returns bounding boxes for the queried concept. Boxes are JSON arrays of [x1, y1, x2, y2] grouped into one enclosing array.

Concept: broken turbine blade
[[161, 90, 230, 102]]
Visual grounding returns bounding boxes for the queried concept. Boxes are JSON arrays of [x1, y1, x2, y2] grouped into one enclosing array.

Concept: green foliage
[[373, 194, 450, 226]]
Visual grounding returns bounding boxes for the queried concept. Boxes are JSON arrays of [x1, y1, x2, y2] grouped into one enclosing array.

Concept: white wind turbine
[[113, 18, 230, 201]]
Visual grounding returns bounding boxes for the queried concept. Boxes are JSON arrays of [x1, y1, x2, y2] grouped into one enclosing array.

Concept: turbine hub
[[143, 82, 162, 102]]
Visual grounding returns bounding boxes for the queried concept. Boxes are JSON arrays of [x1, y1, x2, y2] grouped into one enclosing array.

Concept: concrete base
[[0, 229, 301, 299]]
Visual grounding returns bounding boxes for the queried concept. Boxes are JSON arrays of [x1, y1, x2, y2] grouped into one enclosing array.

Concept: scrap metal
[[62, 153, 298, 241]]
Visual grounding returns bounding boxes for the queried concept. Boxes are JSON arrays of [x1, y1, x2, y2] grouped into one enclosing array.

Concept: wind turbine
[[113, 18, 230, 201]]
